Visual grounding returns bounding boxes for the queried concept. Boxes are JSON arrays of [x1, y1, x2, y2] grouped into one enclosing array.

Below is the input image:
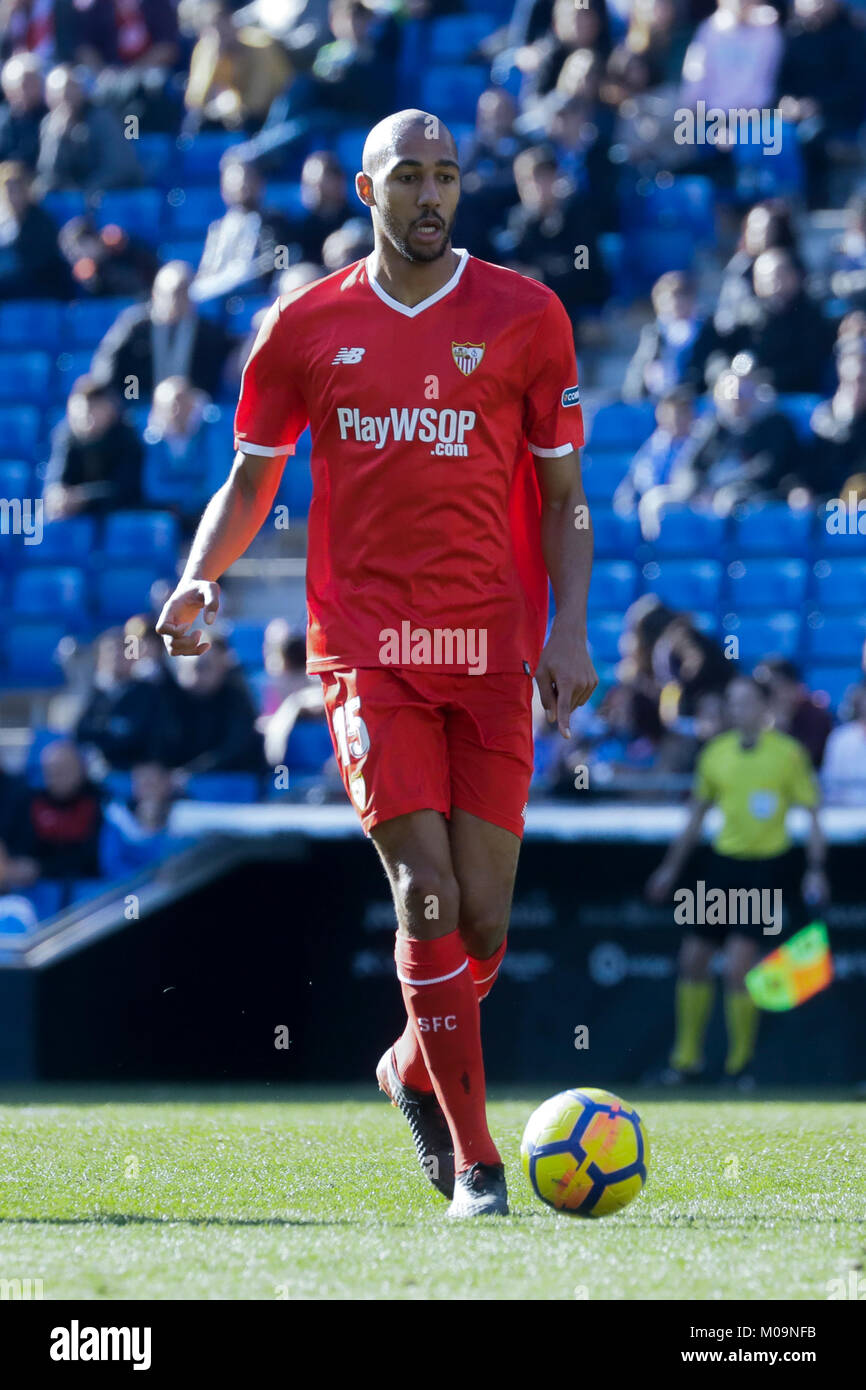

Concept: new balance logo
[[332, 347, 366, 364]]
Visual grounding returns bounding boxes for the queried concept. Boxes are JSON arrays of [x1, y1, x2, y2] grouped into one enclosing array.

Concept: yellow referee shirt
[[694, 729, 819, 860]]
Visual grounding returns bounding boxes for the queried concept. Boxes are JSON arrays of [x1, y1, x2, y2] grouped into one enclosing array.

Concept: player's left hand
[[535, 630, 598, 739]]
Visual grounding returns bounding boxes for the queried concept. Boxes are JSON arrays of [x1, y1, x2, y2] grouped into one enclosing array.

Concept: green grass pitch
[[0, 1086, 863, 1300]]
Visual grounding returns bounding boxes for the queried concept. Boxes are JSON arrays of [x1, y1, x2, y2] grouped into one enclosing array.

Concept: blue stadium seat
[[94, 566, 163, 622], [691, 610, 720, 636], [30, 517, 97, 566], [265, 181, 305, 218], [733, 121, 803, 200], [815, 502, 866, 554], [0, 351, 51, 403], [653, 505, 726, 556], [275, 456, 313, 514], [224, 293, 273, 336], [142, 449, 210, 513], [333, 129, 368, 178], [588, 610, 624, 663], [0, 406, 41, 458], [54, 349, 98, 400], [723, 611, 801, 665], [590, 508, 641, 557], [13, 566, 86, 619], [178, 132, 246, 183], [805, 611, 866, 663], [3, 622, 67, 685], [67, 879, 109, 905], [813, 558, 866, 609], [285, 716, 334, 772], [185, 772, 261, 803], [94, 189, 165, 244], [41, 190, 87, 225], [732, 503, 813, 556], [588, 560, 638, 609], [727, 558, 807, 610], [644, 558, 723, 609], [131, 133, 176, 185], [588, 401, 655, 451], [165, 187, 225, 236], [0, 881, 63, 931], [581, 452, 635, 501], [776, 394, 822, 441], [0, 301, 63, 348], [621, 176, 715, 243], [619, 228, 695, 295], [804, 666, 861, 712], [103, 771, 133, 802], [156, 239, 206, 267], [227, 621, 266, 670], [429, 13, 497, 62], [0, 460, 31, 498], [420, 67, 489, 122], [66, 298, 138, 347], [103, 510, 180, 564]]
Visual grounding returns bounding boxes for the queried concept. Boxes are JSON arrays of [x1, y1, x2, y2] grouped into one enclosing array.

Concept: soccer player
[[156, 109, 597, 1216], [646, 675, 828, 1087]]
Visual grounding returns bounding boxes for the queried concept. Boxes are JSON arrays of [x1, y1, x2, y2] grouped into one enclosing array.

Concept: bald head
[[361, 109, 457, 179]]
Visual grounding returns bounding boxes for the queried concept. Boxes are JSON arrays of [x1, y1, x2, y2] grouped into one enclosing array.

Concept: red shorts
[[319, 666, 535, 840]]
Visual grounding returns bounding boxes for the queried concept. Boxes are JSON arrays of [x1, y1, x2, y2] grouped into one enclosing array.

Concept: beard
[[378, 205, 455, 263]]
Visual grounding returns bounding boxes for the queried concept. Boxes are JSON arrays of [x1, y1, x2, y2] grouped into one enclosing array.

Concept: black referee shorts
[[685, 846, 806, 946]]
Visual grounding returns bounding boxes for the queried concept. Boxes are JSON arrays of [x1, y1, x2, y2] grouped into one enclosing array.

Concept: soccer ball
[[520, 1087, 649, 1216]]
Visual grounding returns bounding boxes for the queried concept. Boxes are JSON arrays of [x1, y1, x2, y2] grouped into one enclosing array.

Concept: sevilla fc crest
[[451, 342, 485, 375]]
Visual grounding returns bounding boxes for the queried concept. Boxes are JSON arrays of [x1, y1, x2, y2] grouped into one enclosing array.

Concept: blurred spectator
[[260, 620, 310, 715], [321, 216, 373, 270], [624, 271, 718, 401], [776, 0, 866, 208], [283, 150, 352, 264], [13, 740, 103, 880], [544, 89, 617, 231], [99, 761, 185, 877], [754, 657, 834, 767], [458, 88, 526, 257], [190, 158, 293, 304], [652, 613, 732, 724], [0, 0, 54, 62], [75, 620, 184, 770], [44, 377, 143, 520], [717, 248, 834, 393], [58, 212, 159, 298], [715, 199, 801, 332], [656, 687, 728, 774], [276, 260, 324, 294], [58, 0, 180, 70], [827, 194, 866, 312], [0, 53, 46, 169], [263, 682, 327, 767], [683, 357, 801, 513], [0, 158, 73, 298], [622, 0, 691, 87], [36, 64, 142, 193], [492, 144, 608, 317], [603, 42, 689, 172], [184, 0, 293, 133], [681, 0, 783, 115], [821, 683, 866, 804], [142, 375, 213, 525], [615, 387, 699, 521], [807, 349, 866, 495], [91, 260, 235, 402], [310, 0, 398, 119], [516, 0, 611, 102], [0, 764, 37, 891], [617, 593, 677, 742], [169, 638, 266, 774]]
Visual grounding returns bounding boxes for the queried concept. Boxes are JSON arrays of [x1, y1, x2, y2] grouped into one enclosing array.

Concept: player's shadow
[[0, 1213, 366, 1228]]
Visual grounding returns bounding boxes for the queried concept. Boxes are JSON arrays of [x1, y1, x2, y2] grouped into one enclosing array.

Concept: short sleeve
[[233, 298, 309, 457], [693, 744, 716, 804], [788, 740, 820, 808], [523, 292, 585, 458]]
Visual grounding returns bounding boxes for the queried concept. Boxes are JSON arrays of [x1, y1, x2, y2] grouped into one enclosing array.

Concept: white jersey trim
[[366, 247, 470, 317], [235, 441, 295, 457], [528, 441, 576, 458]]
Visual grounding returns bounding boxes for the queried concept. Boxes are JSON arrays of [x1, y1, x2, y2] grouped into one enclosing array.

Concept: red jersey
[[233, 248, 584, 676]]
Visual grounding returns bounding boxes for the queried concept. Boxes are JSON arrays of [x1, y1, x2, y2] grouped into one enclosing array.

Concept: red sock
[[393, 938, 507, 1089], [395, 930, 500, 1172]]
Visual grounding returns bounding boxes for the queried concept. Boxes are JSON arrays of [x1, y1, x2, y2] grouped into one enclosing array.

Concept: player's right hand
[[156, 580, 221, 657]]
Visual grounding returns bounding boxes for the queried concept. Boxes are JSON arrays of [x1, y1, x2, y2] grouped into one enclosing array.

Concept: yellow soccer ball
[[520, 1087, 650, 1216]]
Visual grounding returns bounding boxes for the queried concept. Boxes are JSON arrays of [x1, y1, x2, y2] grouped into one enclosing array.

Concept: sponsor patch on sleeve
[[561, 385, 581, 407]]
